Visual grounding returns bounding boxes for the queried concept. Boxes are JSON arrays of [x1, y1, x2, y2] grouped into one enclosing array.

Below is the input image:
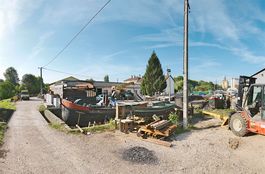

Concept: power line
[[43, 67, 91, 79], [42, 0, 111, 68]]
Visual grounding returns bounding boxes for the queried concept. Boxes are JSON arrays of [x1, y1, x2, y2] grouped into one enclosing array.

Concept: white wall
[[253, 71, 265, 84], [165, 77, 175, 95]]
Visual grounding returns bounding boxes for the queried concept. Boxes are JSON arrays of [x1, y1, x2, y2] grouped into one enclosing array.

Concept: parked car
[[21, 90, 30, 100]]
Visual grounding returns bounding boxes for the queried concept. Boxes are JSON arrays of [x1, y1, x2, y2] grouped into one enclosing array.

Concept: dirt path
[[0, 98, 265, 173]]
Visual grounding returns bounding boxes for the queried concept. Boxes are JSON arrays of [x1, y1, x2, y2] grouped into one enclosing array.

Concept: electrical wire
[[42, 0, 111, 68], [43, 67, 91, 79]]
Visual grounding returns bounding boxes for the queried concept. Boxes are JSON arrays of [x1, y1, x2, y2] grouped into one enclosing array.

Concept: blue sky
[[1, 0, 265, 84]]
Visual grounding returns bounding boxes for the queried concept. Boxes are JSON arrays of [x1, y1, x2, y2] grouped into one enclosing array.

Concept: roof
[[165, 74, 175, 81], [50, 76, 80, 85], [251, 68, 265, 77], [93, 81, 125, 88], [75, 83, 94, 89], [124, 76, 142, 82]]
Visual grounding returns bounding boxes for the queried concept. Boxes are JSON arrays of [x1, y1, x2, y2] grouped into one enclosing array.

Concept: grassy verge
[[49, 123, 66, 132], [0, 122, 7, 145], [0, 99, 16, 110], [69, 121, 116, 134]]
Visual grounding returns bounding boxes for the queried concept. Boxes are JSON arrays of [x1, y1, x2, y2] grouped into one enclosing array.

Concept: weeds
[[38, 104, 46, 113], [49, 123, 66, 132], [168, 112, 179, 125], [0, 99, 16, 110], [69, 120, 116, 134], [0, 122, 7, 145]]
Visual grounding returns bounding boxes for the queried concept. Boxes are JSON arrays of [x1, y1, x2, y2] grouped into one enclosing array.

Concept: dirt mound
[[228, 138, 240, 149], [122, 146, 158, 165]]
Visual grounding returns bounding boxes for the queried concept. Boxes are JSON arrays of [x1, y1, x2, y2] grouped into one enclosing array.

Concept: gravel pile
[[122, 146, 158, 165]]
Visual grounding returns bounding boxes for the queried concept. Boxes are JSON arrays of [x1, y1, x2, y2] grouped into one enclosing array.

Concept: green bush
[[38, 104, 46, 113], [168, 112, 179, 125]]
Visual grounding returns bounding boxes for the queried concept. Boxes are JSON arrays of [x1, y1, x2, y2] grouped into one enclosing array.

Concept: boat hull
[[61, 99, 115, 127], [62, 106, 115, 127]]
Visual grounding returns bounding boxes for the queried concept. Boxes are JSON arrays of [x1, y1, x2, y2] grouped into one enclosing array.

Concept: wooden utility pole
[[167, 68, 171, 101], [38, 67, 43, 96], [183, 0, 190, 129]]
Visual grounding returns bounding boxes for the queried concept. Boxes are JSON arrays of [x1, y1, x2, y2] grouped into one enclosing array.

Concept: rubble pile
[[122, 146, 158, 164]]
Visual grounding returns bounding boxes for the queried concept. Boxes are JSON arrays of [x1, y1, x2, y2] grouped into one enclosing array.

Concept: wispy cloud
[[28, 31, 54, 60], [0, 0, 43, 40]]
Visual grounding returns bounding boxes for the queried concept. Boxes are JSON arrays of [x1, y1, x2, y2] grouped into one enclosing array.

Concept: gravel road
[[0, 98, 265, 174]]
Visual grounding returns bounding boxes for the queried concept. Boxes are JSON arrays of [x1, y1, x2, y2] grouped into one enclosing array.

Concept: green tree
[[21, 74, 40, 95], [0, 81, 15, 99], [141, 51, 167, 95], [4, 67, 19, 85], [104, 75, 109, 82]]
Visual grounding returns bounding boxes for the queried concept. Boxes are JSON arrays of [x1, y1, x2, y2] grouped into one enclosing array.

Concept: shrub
[[168, 112, 179, 125]]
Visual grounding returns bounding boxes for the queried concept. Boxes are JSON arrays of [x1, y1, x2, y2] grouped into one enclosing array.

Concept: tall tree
[[4, 67, 19, 85], [141, 51, 167, 96], [21, 74, 40, 95], [104, 75, 109, 82]]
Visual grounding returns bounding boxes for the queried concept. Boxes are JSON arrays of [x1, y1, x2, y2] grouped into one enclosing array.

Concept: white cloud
[[190, 0, 239, 42], [0, 0, 43, 40]]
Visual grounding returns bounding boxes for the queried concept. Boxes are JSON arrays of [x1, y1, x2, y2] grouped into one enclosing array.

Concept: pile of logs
[[137, 120, 176, 138]]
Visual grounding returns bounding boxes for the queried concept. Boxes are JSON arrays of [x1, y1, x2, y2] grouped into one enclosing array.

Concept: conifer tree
[[141, 51, 167, 95]]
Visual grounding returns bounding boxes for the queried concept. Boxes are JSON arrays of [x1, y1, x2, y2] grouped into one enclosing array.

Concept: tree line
[[174, 76, 222, 93], [0, 67, 45, 100]]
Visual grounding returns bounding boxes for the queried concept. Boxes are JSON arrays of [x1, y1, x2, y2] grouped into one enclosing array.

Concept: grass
[[38, 104, 46, 114], [69, 120, 116, 134], [49, 123, 66, 131], [0, 122, 7, 145], [174, 124, 195, 135], [0, 99, 16, 110]]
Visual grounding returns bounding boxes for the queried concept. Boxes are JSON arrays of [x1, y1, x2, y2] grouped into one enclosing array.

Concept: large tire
[[229, 113, 248, 137]]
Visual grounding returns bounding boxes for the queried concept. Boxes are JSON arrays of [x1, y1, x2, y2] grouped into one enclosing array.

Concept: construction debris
[[137, 120, 176, 138], [141, 138, 172, 147], [122, 146, 158, 164]]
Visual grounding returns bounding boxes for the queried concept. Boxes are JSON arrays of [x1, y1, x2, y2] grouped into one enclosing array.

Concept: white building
[[164, 69, 175, 96], [231, 78, 239, 89], [252, 68, 265, 84]]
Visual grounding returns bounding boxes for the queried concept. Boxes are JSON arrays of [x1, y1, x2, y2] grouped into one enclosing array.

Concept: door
[[244, 85, 262, 119]]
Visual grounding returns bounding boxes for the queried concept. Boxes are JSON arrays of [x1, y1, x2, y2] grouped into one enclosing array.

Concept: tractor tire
[[229, 113, 248, 137]]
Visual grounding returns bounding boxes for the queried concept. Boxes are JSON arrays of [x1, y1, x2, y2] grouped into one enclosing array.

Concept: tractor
[[229, 76, 265, 136]]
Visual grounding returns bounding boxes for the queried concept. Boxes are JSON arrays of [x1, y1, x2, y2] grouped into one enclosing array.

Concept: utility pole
[[183, 0, 190, 129], [167, 68, 171, 101], [38, 67, 43, 96]]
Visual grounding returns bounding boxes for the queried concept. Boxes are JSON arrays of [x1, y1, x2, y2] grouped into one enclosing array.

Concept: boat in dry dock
[[61, 99, 115, 127]]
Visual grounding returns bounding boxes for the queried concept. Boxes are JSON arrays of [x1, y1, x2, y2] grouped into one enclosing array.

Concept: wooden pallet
[[137, 120, 177, 138]]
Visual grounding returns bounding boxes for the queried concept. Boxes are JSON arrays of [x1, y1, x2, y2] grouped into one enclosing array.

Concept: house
[[49, 76, 96, 104], [93, 81, 124, 95], [124, 75, 142, 84], [165, 74, 175, 95], [251, 68, 265, 84], [123, 75, 142, 95], [49, 76, 142, 101]]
